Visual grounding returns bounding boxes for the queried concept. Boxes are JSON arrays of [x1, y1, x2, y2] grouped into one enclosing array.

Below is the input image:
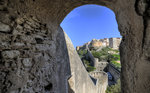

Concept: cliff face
[[0, 0, 150, 93]]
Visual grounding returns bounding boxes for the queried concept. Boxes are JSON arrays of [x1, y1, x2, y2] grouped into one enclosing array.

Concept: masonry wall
[[85, 49, 96, 66], [0, 1, 71, 93], [0, 0, 150, 93]]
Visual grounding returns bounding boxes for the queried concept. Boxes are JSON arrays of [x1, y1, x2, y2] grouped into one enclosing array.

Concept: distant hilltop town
[[76, 37, 122, 50]]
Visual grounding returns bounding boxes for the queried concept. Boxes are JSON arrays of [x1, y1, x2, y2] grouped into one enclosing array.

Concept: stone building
[[109, 38, 122, 49], [89, 39, 103, 49], [77, 37, 121, 51], [99, 38, 109, 47]]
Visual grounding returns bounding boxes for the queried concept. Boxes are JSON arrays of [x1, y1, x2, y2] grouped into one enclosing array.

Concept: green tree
[[92, 47, 112, 61], [91, 47, 121, 71], [86, 66, 96, 72], [77, 49, 87, 58]]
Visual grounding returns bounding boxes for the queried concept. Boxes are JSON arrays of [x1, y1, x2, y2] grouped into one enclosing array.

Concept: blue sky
[[61, 5, 121, 47]]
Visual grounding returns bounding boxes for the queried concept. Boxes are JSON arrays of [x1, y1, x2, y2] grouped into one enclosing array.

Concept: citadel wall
[[64, 32, 97, 93]]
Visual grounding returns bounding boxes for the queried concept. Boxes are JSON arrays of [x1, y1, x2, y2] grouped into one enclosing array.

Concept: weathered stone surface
[[13, 43, 25, 48], [1, 50, 20, 59], [0, 42, 10, 50], [22, 58, 32, 67], [0, 22, 11, 32]]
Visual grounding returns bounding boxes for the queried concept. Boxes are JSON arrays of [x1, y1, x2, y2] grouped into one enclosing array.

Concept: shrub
[[86, 66, 96, 72], [77, 49, 87, 58], [92, 47, 116, 61], [106, 79, 121, 93], [111, 61, 121, 71]]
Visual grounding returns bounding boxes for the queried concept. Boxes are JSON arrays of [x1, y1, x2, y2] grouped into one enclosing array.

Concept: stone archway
[[0, 0, 150, 93]]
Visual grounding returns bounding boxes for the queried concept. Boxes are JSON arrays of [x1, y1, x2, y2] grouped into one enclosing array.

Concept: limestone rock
[[22, 58, 32, 67], [0, 42, 10, 50], [0, 22, 11, 32], [13, 43, 25, 47], [1, 50, 20, 59]]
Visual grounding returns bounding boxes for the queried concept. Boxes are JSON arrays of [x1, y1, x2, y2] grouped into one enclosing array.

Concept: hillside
[[76, 38, 122, 93], [76, 38, 121, 72]]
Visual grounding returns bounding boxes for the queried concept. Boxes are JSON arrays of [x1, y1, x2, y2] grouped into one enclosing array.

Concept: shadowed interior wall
[[0, 0, 150, 93]]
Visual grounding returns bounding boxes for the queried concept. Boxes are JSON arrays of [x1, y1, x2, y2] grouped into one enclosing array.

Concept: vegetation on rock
[[78, 49, 87, 58], [77, 50, 96, 72], [91, 47, 112, 61], [106, 79, 121, 93], [91, 47, 121, 71]]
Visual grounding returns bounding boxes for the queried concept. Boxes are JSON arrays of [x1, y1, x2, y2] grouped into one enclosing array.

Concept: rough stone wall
[[0, 0, 150, 93], [86, 49, 96, 66], [119, 0, 150, 93], [0, 1, 70, 93]]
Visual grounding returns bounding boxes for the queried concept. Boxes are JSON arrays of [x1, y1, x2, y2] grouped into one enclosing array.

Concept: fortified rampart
[[85, 49, 96, 66], [94, 58, 108, 72], [90, 71, 108, 93], [65, 32, 101, 93]]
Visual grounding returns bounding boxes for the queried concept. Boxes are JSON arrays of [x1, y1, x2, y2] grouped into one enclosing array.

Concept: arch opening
[[61, 4, 122, 93]]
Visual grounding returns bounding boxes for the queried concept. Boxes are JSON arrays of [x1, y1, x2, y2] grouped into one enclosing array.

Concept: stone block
[[26, 19, 40, 28], [12, 29, 21, 35], [22, 58, 32, 67], [0, 42, 10, 50], [1, 50, 20, 59], [35, 44, 50, 51], [13, 43, 25, 47], [0, 34, 11, 42], [16, 25, 23, 31], [16, 18, 25, 25], [21, 36, 36, 43], [0, 22, 11, 32]]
